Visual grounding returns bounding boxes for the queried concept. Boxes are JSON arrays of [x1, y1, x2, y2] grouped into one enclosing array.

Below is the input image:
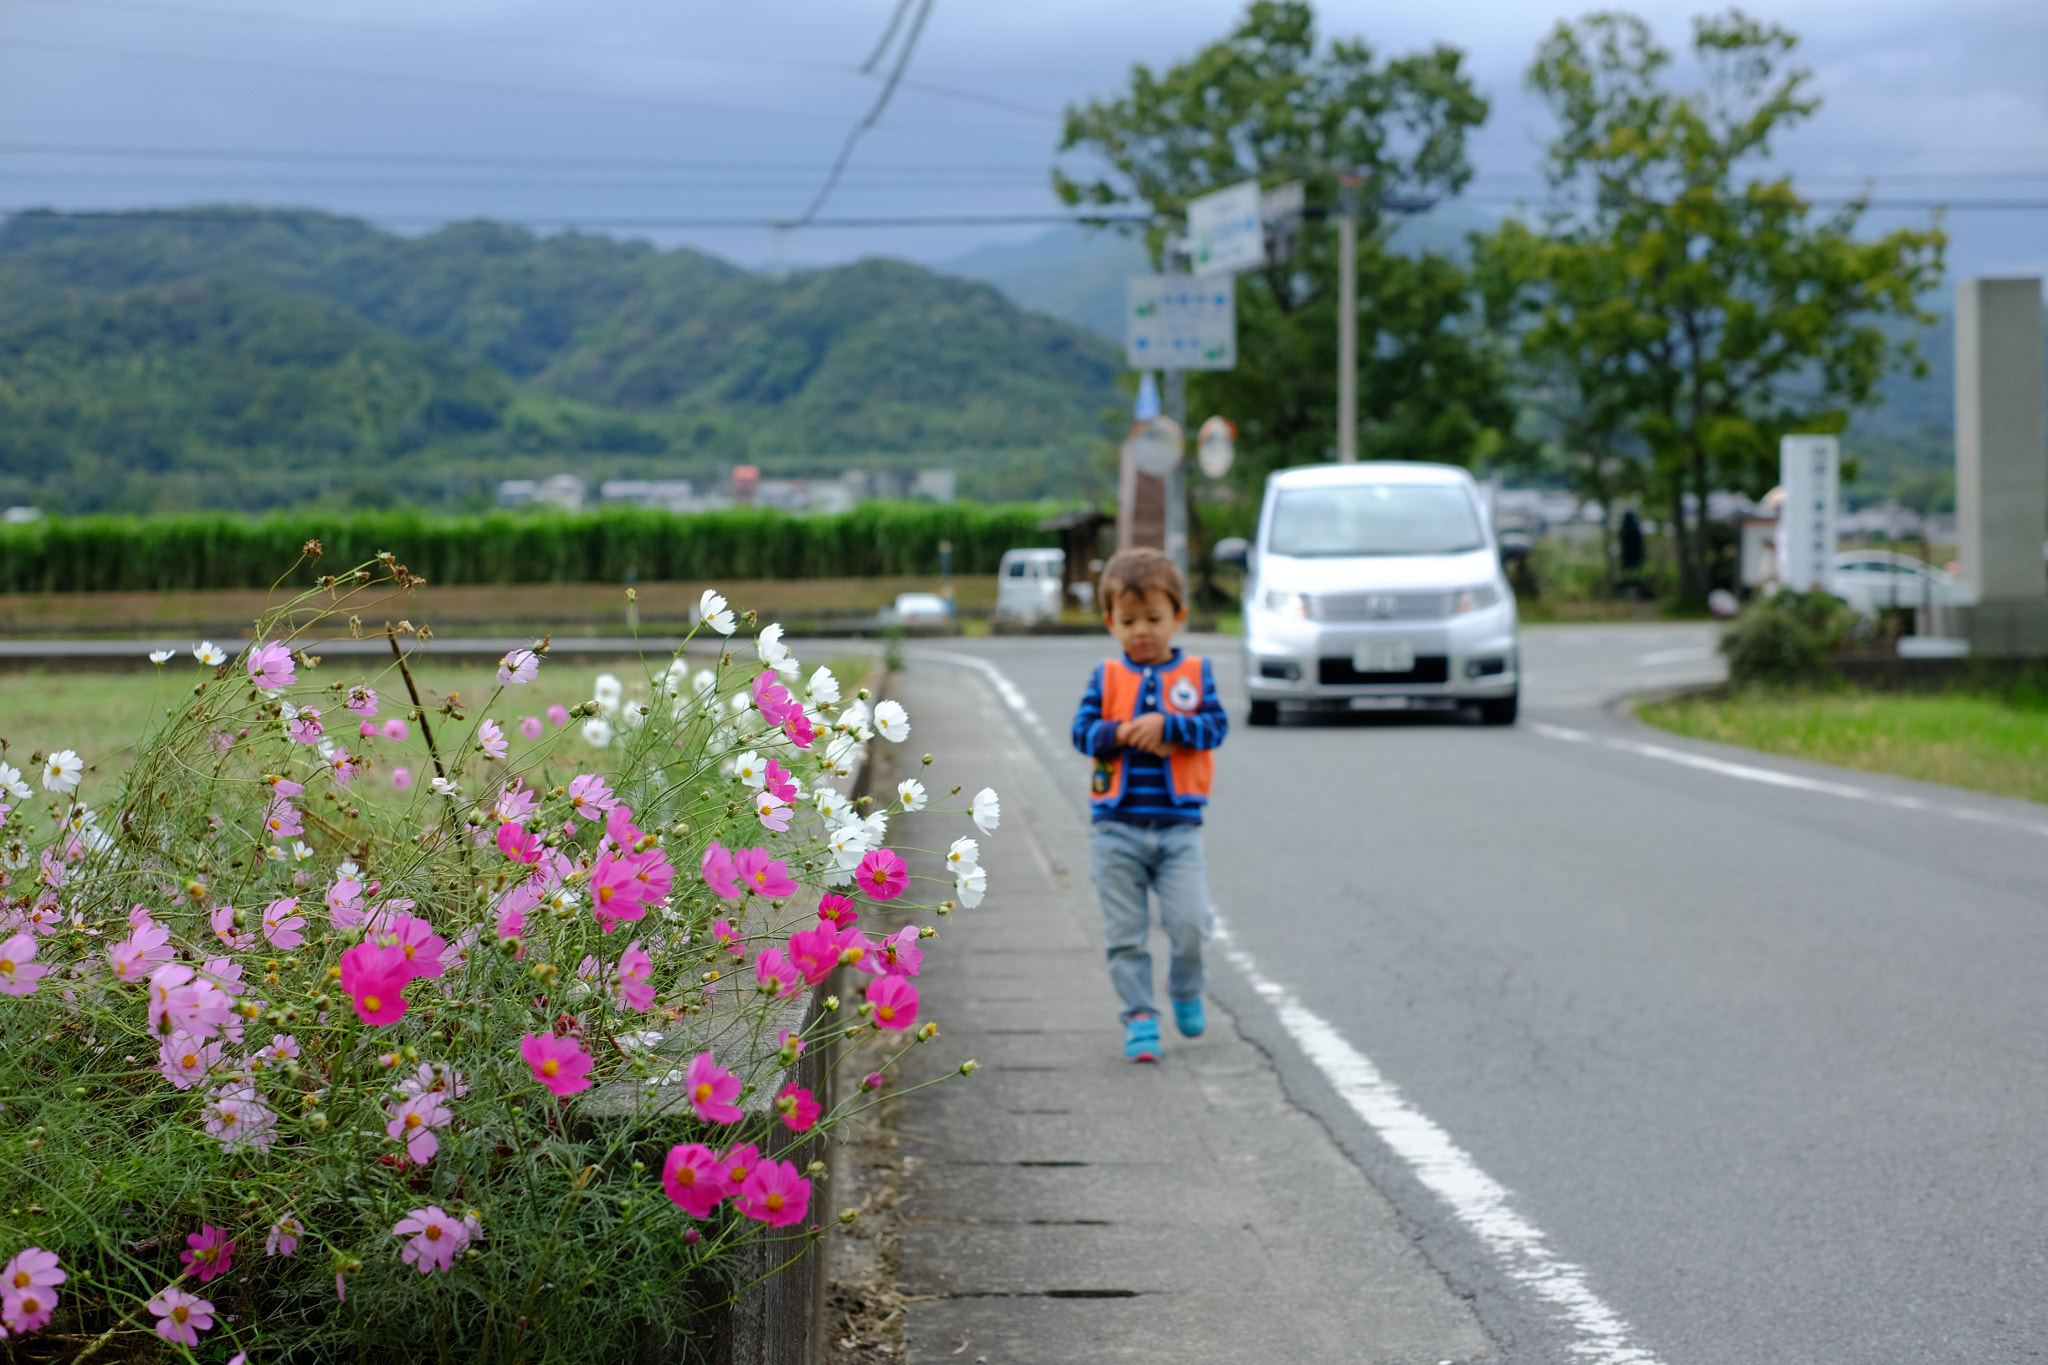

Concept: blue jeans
[[1089, 820, 1213, 1023]]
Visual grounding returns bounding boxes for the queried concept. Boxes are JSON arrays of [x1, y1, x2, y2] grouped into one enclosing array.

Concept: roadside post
[[1776, 435, 1840, 592]]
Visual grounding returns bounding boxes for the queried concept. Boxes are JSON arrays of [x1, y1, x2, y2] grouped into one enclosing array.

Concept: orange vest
[[1089, 655, 1214, 808]]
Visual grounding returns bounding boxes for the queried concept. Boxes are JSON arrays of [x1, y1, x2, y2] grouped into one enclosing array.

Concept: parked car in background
[[995, 548, 1066, 625], [1217, 461, 1520, 726], [886, 591, 954, 626], [1826, 550, 1973, 617]]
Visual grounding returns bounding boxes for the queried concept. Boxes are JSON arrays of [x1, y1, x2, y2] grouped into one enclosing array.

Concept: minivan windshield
[[1267, 484, 1485, 557]]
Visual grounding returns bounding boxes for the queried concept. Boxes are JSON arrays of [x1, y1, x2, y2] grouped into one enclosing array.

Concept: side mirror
[[1213, 537, 1250, 569]]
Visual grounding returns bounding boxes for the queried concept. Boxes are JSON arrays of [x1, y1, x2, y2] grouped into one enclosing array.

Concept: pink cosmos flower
[[339, 941, 411, 1025], [718, 1142, 761, 1191], [158, 1032, 222, 1090], [148, 1287, 214, 1346], [589, 853, 647, 933], [709, 919, 744, 961], [396, 1061, 469, 1101], [144, 961, 194, 1033], [0, 932, 51, 995], [497, 823, 541, 865], [784, 710, 817, 749], [753, 947, 801, 999], [519, 715, 543, 740], [627, 847, 674, 905], [855, 848, 909, 901], [255, 1033, 300, 1067], [834, 925, 882, 977], [263, 795, 303, 840], [867, 976, 920, 1032], [394, 1206, 470, 1274], [494, 781, 539, 823], [616, 940, 656, 1011], [683, 1050, 743, 1123], [209, 901, 254, 951], [383, 912, 447, 979], [3, 1283, 58, 1335], [604, 803, 643, 848], [203, 1084, 278, 1153], [288, 707, 324, 745], [331, 749, 367, 786], [778, 1029, 807, 1062], [817, 893, 858, 928], [247, 641, 295, 690], [786, 924, 840, 986], [266, 1215, 303, 1257], [386, 1093, 453, 1164], [262, 897, 305, 949], [763, 758, 798, 803], [775, 1083, 822, 1133], [359, 720, 378, 738], [521, 1032, 593, 1097], [661, 1142, 729, 1218], [547, 703, 570, 727], [735, 1158, 812, 1228], [701, 841, 741, 901], [878, 926, 924, 977], [345, 685, 378, 718], [391, 766, 412, 790], [160, 972, 235, 1041], [478, 719, 508, 761], [498, 648, 540, 685], [751, 670, 799, 724], [567, 773, 617, 821], [180, 1225, 235, 1283], [734, 847, 797, 899], [754, 790, 791, 833], [4, 1247, 65, 1294], [381, 717, 410, 742], [325, 875, 365, 927]]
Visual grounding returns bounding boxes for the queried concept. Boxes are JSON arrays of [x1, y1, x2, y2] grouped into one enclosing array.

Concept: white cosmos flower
[[971, 786, 1001, 834], [861, 810, 889, 842], [872, 699, 910, 743], [946, 836, 979, 874], [148, 648, 174, 665], [622, 701, 649, 730], [0, 762, 28, 801], [42, 749, 83, 792], [1, 838, 29, 870], [813, 788, 847, 822], [807, 666, 841, 705], [732, 751, 766, 788], [897, 778, 927, 812], [581, 717, 615, 749], [291, 840, 315, 862], [692, 668, 718, 698], [619, 1030, 665, 1052], [954, 864, 988, 909], [80, 825, 115, 857], [193, 640, 226, 666], [592, 674, 623, 718], [430, 776, 461, 797], [839, 698, 871, 736], [756, 622, 797, 676], [828, 822, 873, 869], [698, 590, 735, 636], [729, 692, 753, 718]]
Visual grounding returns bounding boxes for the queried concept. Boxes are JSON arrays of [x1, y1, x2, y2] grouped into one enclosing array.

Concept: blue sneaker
[[1123, 1012, 1160, 1062], [1173, 998, 1206, 1038]]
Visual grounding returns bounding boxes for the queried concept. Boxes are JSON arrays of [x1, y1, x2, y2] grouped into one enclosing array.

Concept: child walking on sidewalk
[[1069, 548, 1229, 1062]]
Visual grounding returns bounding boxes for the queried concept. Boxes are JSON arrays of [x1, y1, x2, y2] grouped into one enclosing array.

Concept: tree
[[1055, 1, 1518, 496], [1474, 10, 1945, 600]]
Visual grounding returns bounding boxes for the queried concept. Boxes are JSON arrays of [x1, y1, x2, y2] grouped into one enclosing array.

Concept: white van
[[994, 548, 1066, 624], [1215, 462, 1520, 725]]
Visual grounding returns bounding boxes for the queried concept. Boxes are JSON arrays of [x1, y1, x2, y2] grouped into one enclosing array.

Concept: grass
[[1, 651, 877, 806], [1639, 686, 2048, 805]]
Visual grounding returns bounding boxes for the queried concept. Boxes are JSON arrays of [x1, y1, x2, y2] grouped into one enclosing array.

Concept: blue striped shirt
[[1071, 650, 1228, 827]]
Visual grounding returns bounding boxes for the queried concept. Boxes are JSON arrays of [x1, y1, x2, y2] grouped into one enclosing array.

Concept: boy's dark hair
[[1099, 547, 1185, 614]]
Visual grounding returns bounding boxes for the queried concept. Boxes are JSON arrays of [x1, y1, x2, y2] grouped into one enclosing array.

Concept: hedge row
[[0, 502, 1067, 593]]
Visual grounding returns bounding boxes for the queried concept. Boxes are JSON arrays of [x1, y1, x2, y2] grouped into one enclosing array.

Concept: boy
[[1069, 548, 1229, 1062]]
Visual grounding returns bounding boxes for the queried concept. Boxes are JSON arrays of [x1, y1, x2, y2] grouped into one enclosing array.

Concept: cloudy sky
[[0, 0, 2041, 279]]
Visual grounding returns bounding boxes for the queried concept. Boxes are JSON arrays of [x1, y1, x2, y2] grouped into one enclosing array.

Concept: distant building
[[600, 479, 702, 512], [498, 474, 587, 512], [2, 506, 41, 524]]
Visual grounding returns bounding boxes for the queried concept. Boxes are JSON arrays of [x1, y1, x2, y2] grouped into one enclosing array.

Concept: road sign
[[1196, 416, 1236, 479], [1187, 180, 1266, 276], [1124, 416, 1185, 477], [1126, 275, 1236, 371], [1777, 435, 1840, 591]]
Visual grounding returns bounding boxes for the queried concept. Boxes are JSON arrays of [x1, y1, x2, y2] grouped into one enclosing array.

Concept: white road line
[[1213, 919, 1662, 1365], [1632, 646, 1717, 666], [935, 645, 1660, 1365], [1526, 721, 2048, 839]]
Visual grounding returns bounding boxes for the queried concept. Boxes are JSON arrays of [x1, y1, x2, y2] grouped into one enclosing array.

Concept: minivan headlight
[[1262, 590, 1309, 619], [1453, 585, 1502, 615]]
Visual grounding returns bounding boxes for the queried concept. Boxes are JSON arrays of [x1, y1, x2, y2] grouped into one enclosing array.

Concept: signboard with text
[[1187, 180, 1266, 277], [1126, 275, 1236, 371], [1777, 434, 1840, 591]]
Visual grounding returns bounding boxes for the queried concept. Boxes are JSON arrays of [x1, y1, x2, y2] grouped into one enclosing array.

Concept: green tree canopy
[[1474, 9, 1945, 598], [1055, 0, 1518, 488]]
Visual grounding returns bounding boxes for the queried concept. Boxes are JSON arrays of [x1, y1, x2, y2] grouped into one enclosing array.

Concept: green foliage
[[1719, 588, 1858, 683], [1473, 10, 1945, 599], [0, 502, 1062, 593], [1055, 1, 1520, 489], [0, 210, 1125, 513]]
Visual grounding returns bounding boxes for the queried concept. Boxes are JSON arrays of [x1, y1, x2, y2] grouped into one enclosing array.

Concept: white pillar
[[1956, 277, 2047, 600]]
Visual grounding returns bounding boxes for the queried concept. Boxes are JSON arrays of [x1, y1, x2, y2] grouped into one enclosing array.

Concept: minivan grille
[[1306, 586, 1497, 622], [1319, 655, 1451, 685]]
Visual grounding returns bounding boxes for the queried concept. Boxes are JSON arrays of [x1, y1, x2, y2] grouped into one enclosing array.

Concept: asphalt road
[[911, 623, 2048, 1365]]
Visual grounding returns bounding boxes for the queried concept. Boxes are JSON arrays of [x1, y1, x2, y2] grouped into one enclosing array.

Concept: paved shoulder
[[878, 659, 1495, 1365]]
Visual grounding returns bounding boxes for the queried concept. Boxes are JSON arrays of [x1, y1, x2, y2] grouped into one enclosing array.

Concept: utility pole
[[1336, 175, 1361, 463], [1163, 239, 1191, 577]]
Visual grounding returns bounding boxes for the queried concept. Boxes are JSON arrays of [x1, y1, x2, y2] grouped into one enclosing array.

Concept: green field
[[1639, 687, 2048, 805]]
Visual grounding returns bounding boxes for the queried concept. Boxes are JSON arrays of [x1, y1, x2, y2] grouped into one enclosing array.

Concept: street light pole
[[1336, 175, 1360, 463]]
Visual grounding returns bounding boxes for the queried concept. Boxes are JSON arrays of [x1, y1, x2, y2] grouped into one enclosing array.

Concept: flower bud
[[860, 1072, 884, 1092], [959, 1060, 979, 1075], [308, 1112, 328, 1131], [839, 1208, 859, 1225], [917, 1021, 939, 1041], [806, 1160, 826, 1177], [823, 995, 839, 1012]]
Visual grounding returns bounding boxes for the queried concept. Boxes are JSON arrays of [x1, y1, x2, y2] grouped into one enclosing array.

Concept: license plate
[[1352, 641, 1415, 674], [1348, 696, 1410, 711]]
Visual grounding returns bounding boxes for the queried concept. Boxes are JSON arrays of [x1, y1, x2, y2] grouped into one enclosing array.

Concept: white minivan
[[1215, 462, 1520, 725], [995, 548, 1066, 624]]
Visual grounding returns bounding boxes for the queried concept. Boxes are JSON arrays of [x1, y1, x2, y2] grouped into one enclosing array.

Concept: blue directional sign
[[1126, 275, 1236, 371]]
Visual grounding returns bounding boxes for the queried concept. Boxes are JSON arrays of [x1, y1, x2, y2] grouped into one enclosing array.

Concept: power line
[[4, 0, 1059, 120], [0, 142, 1061, 175], [0, 208, 1155, 229], [860, 0, 920, 74], [785, 0, 941, 229]]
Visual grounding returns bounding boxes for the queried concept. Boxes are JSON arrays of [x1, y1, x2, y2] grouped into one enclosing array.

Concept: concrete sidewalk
[[871, 660, 1497, 1364]]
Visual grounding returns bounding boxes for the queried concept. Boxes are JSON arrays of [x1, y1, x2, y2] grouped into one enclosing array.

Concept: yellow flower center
[[362, 995, 382, 1013], [425, 1224, 442, 1241], [181, 1053, 198, 1069], [0, 958, 13, 974], [172, 1305, 189, 1325], [20, 1292, 40, 1313], [12, 1271, 28, 1288], [541, 1059, 559, 1078], [405, 1113, 422, 1130], [730, 1165, 748, 1182], [693, 1083, 712, 1102], [877, 1005, 895, 1022], [676, 1168, 697, 1187], [764, 1193, 783, 1212]]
